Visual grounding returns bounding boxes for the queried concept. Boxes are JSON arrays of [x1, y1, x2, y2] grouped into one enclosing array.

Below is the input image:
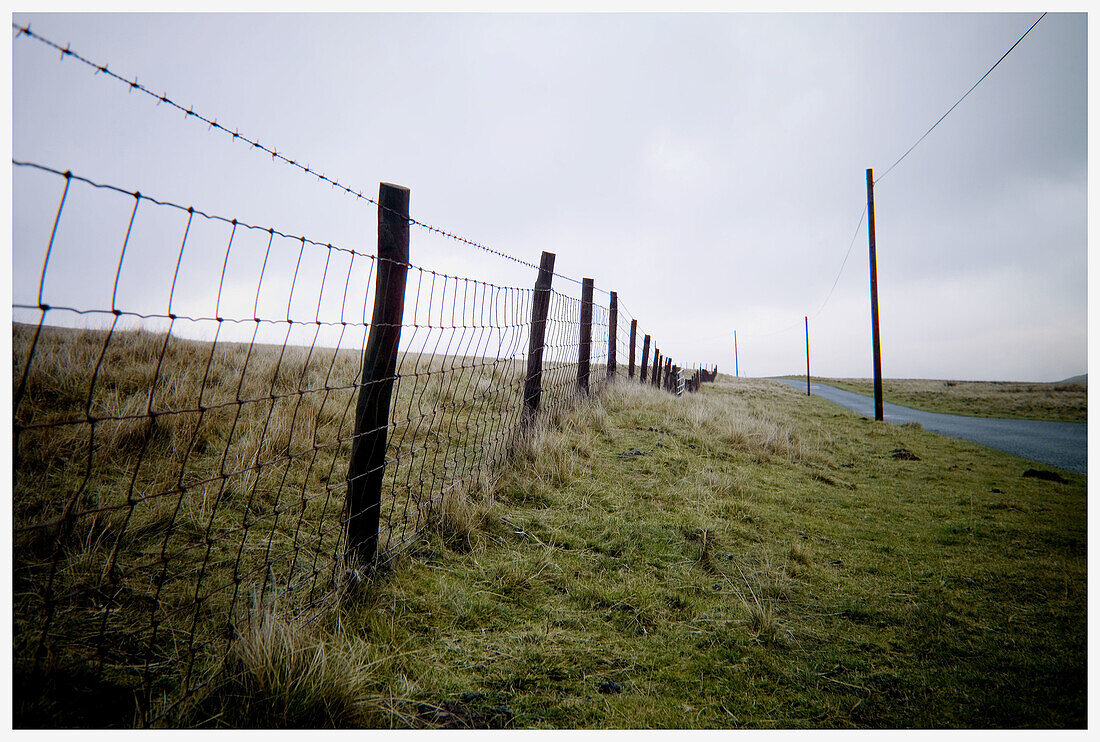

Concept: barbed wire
[[11, 21, 597, 289]]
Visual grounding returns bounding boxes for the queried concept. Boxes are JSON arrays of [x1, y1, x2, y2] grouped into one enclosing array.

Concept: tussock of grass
[[189, 595, 414, 728], [787, 540, 812, 571]]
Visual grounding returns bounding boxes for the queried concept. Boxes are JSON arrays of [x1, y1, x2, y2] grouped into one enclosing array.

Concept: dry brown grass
[[11, 320, 610, 726], [820, 377, 1086, 423]]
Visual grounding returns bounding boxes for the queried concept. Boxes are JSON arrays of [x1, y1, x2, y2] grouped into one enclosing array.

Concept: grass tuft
[[192, 598, 402, 728]]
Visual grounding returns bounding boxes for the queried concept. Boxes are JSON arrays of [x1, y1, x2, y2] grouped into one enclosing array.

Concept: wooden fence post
[[652, 349, 660, 388], [641, 334, 651, 383], [628, 319, 637, 379], [607, 291, 618, 380], [346, 182, 410, 568], [578, 278, 594, 395], [523, 251, 556, 422]]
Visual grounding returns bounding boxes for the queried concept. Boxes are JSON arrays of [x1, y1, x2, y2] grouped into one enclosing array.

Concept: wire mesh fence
[[10, 19, 719, 728], [11, 160, 666, 726]]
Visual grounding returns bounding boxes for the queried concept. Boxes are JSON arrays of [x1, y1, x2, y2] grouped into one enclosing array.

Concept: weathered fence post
[[578, 278, 594, 395], [523, 251, 556, 423], [628, 319, 637, 379], [664, 358, 672, 391], [641, 334, 651, 383], [607, 291, 618, 381], [652, 349, 660, 388], [346, 182, 410, 568]]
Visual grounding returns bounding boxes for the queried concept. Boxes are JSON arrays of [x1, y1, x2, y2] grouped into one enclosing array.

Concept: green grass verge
[[809, 377, 1086, 423], [204, 378, 1085, 728]]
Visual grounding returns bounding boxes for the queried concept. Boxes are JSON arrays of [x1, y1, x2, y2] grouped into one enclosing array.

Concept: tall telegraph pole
[[866, 168, 884, 421], [804, 316, 811, 396]]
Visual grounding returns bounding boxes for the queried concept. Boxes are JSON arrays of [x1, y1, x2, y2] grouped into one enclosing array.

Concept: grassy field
[[196, 378, 1085, 728], [13, 323, 1086, 728], [12, 321, 603, 726], [812, 377, 1086, 423]]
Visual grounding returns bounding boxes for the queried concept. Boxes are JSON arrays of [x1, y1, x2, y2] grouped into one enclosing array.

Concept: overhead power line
[[812, 205, 867, 319], [874, 12, 1046, 185]]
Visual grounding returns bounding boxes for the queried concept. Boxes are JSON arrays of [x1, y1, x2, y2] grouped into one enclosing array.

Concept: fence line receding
[[12, 159, 717, 726]]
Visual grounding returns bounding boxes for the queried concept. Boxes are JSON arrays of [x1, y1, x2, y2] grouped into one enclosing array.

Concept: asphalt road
[[773, 378, 1087, 475]]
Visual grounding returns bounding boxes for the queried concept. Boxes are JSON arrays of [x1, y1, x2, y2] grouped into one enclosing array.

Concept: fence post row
[[578, 277, 594, 395], [641, 334, 651, 383], [607, 291, 618, 380], [523, 251, 556, 423], [628, 319, 637, 379], [346, 182, 411, 568]]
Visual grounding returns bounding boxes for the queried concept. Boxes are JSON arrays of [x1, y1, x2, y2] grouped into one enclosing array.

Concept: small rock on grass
[[598, 681, 622, 695]]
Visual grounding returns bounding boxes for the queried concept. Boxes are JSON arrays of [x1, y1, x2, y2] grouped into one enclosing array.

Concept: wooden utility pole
[[804, 316, 810, 396], [866, 168, 884, 421], [734, 331, 739, 378]]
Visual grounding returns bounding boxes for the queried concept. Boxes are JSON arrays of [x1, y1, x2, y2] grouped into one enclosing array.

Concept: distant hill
[[1060, 374, 1087, 386]]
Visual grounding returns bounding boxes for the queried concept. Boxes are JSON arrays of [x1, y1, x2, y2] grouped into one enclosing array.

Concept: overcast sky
[[10, 12, 1087, 381]]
